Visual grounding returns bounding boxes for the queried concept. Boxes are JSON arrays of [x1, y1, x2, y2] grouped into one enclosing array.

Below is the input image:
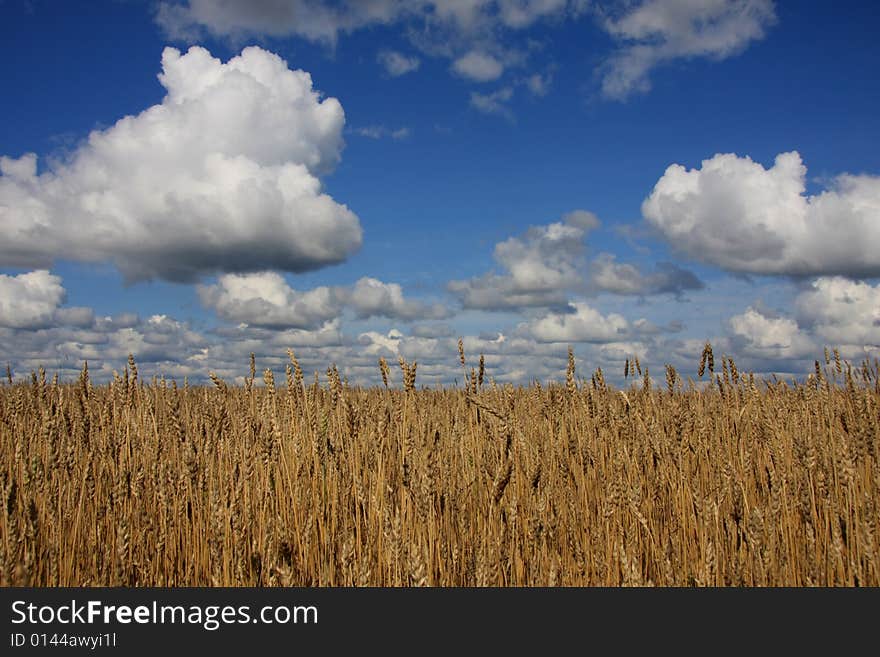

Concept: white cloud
[[599, 0, 777, 99], [198, 272, 446, 327], [453, 50, 505, 81], [0, 270, 65, 329], [0, 45, 362, 282], [347, 277, 448, 320], [449, 210, 597, 310], [795, 277, 880, 348], [728, 306, 814, 359], [197, 272, 343, 329], [448, 209, 698, 309], [523, 301, 629, 343], [378, 50, 421, 76], [642, 151, 880, 277], [357, 328, 405, 356], [470, 87, 515, 119]]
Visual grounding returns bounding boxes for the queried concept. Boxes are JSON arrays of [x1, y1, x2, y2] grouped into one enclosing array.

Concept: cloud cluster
[[643, 151, 880, 278], [599, 0, 777, 99], [158, 1, 586, 87], [449, 209, 701, 309], [449, 210, 597, 310], [197, 272, 447, 328], [0, 45, 362, 282], [158, 0, 582, 45], [156, 2, 777, 103], [7, 268, 875, 388]]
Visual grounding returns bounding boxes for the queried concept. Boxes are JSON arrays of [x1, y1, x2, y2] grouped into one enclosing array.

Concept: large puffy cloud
[[521, 301, 629, 343], [727, 306, 815, 359], [642, 151, 880, 278], [198, 272, 447, 327], [795, 277, 880, 348], [0, 46, 362, 282], [589, 253, 703, 296], [599, 0, 777, 99], [0, 270, 66, 329]]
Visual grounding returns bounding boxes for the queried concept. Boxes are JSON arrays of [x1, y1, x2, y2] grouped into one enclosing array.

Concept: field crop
[[1, 346, 878, 586]]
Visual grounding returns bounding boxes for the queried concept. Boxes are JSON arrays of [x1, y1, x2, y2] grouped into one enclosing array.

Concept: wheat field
[[1, 345, 878, 586]]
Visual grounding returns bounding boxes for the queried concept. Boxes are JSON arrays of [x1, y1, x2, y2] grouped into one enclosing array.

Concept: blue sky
[[1, 0, 879, 386]]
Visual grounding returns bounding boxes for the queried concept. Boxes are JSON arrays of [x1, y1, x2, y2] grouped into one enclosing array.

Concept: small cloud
[[378, 50, 420, 76], [352, 125, 412, 140], [469, 87, 515, 121], [452, 50, 504, 82], [525, 71, 552, 96]]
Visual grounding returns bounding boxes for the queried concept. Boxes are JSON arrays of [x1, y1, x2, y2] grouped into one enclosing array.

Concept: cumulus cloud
[[589, 253, 703, 296], [642, 151, 880, 277], [448, 210, 597, 310], [198, 272, 446, 327], [346, 277, 449, 321], [728, 306, 814, 359], [795, 277, 880, 348], [0, 45, 362, 282], [197, 272, 343, 329], [378, 50, 421, 76], [522, 301, 629, 343], [0, 270, 66, 329], [599, 0, 777, 99]]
